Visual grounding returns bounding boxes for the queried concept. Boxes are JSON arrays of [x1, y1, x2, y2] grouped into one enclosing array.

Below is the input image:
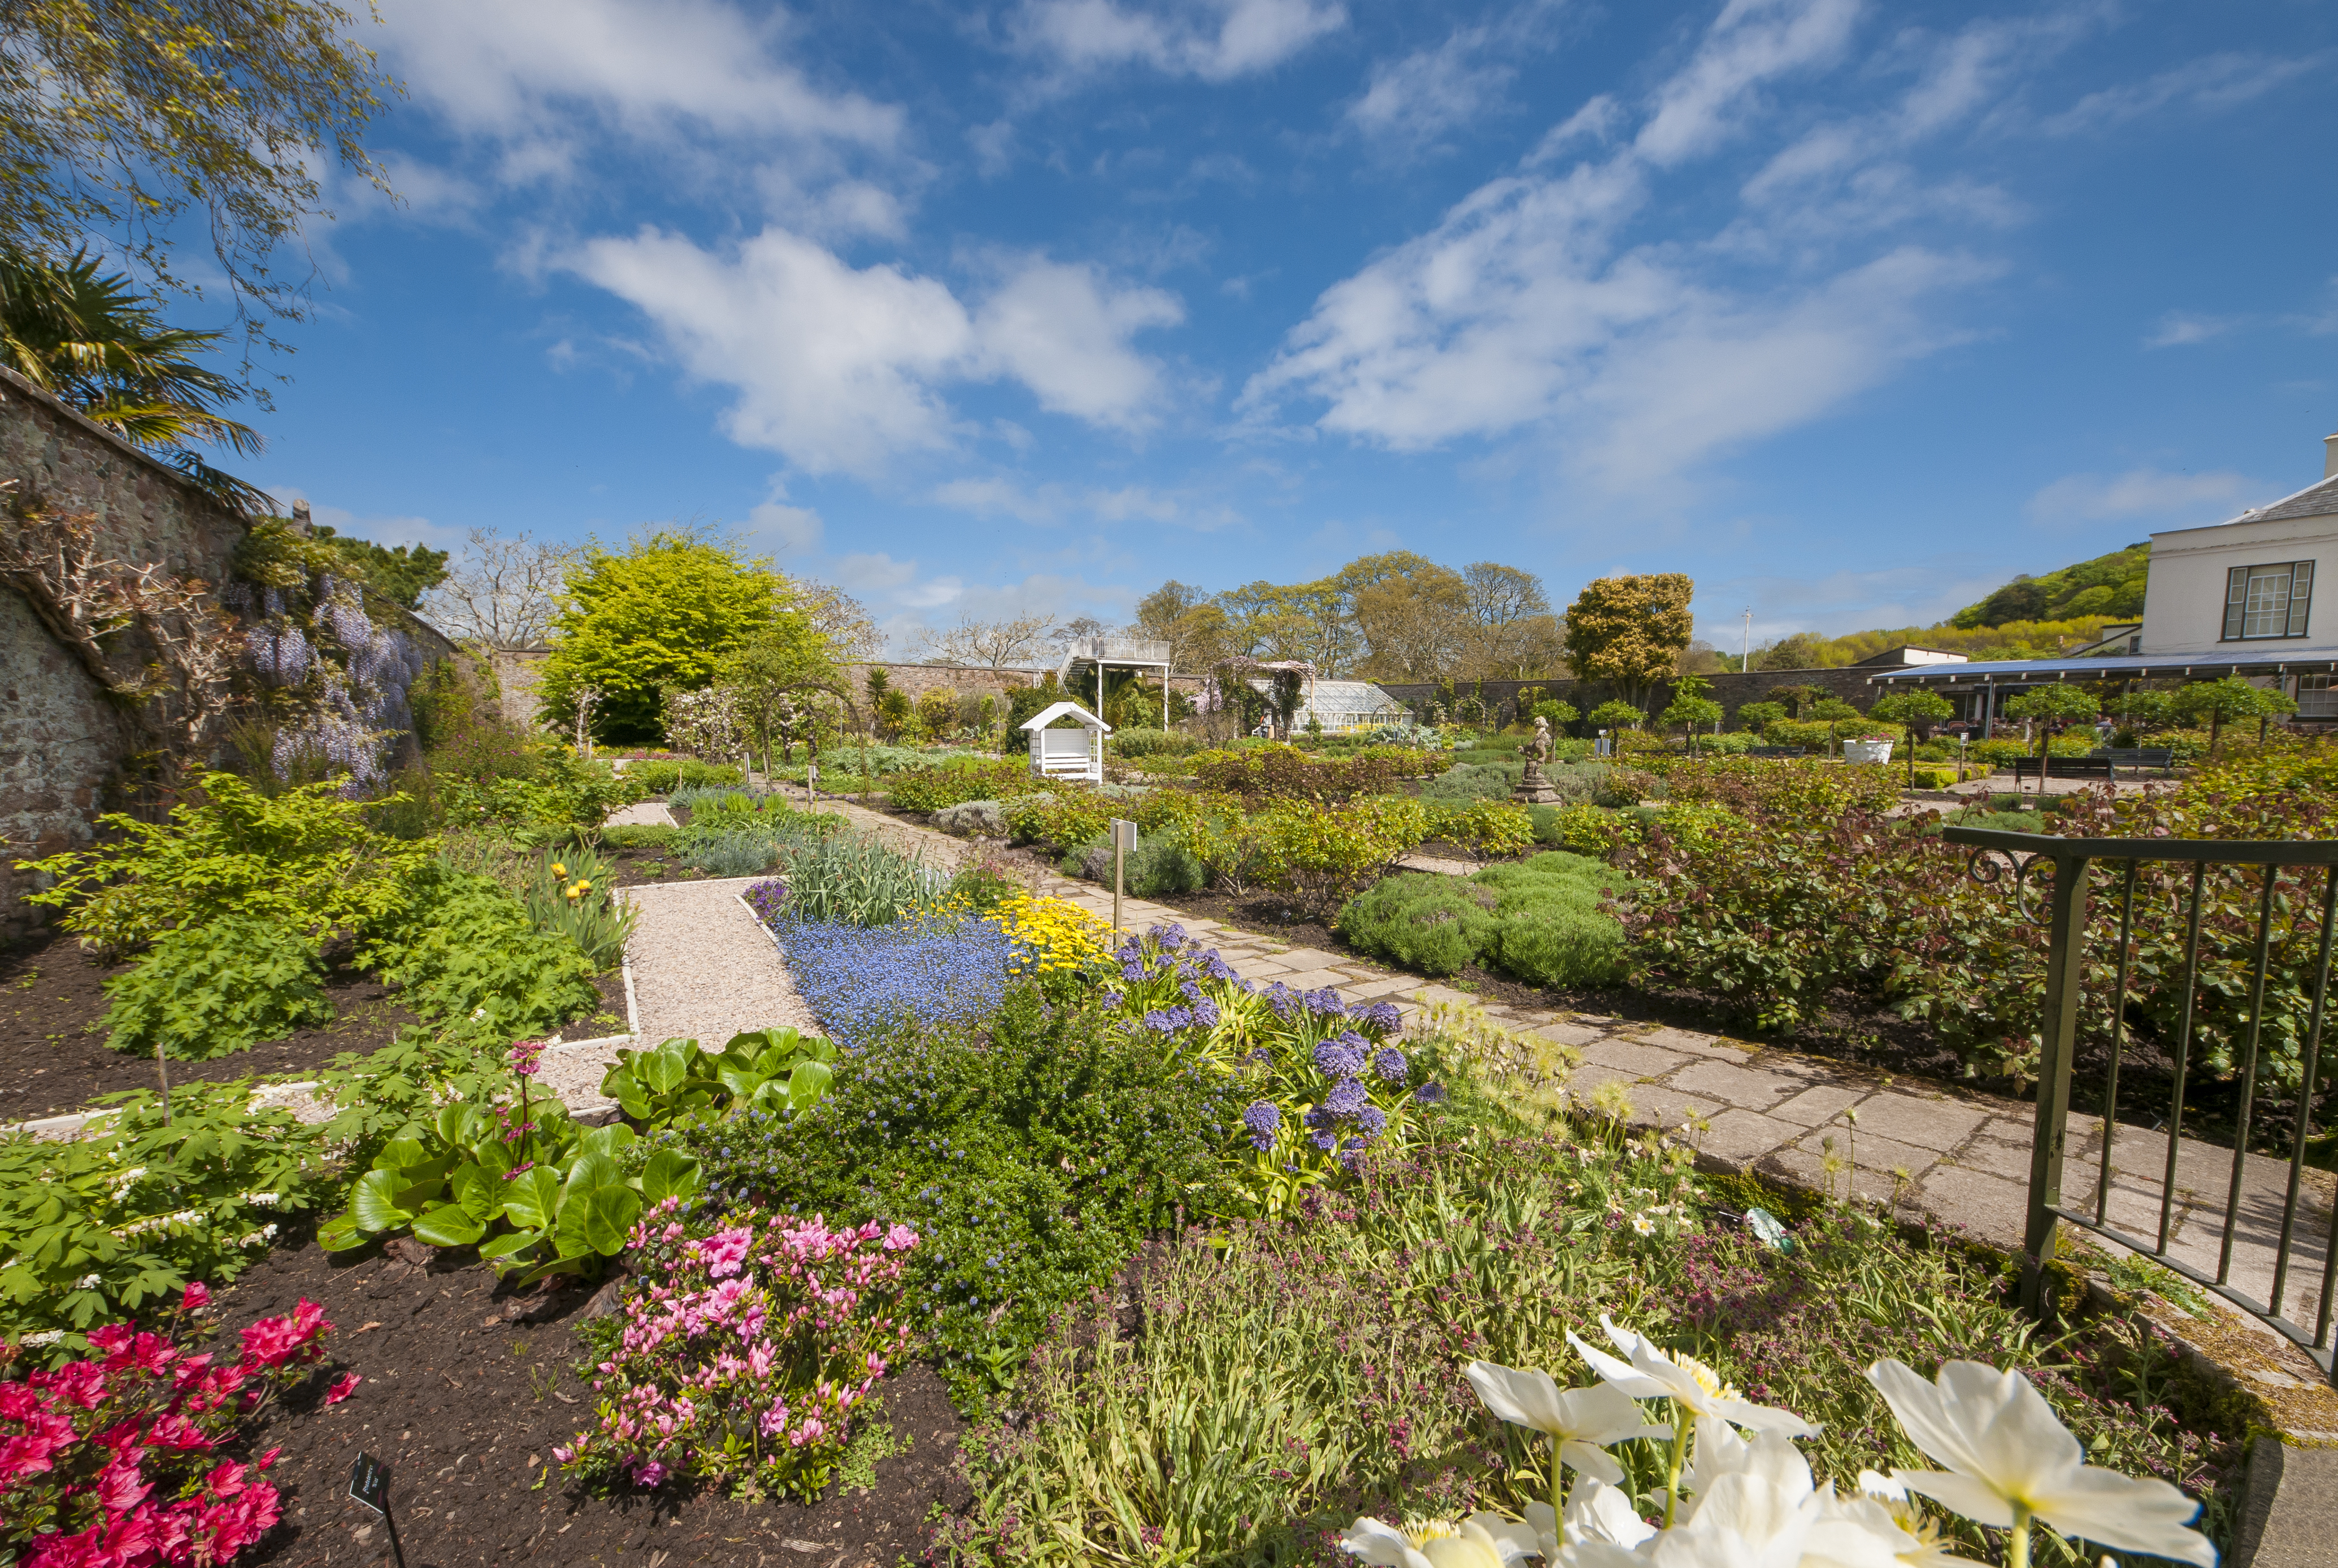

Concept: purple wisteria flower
[[1241, 1100, 1281, 1151], [1371, 1047, 1408, 1084]]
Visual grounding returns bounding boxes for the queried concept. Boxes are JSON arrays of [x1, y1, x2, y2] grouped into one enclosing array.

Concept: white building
[[2140, 434, 2338, 715], [1869, 433, 2338, 728]]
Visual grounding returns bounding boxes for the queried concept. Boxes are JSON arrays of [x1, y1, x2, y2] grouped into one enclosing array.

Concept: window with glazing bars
[[2223, 561, 2314, 639]]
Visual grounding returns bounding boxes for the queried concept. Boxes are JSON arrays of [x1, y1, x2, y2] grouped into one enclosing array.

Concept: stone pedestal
[[1513, 763, 1563, 805]]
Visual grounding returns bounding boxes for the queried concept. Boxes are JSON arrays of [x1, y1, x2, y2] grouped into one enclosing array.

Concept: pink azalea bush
[[556, 1201, 918, 1502], [2, 1283, 349, 1568]]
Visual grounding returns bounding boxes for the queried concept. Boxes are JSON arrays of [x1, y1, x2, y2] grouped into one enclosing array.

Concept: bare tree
[[916, 611, 1055, 671], [790, 580, 884, 663], [419, 526, 578, 650]]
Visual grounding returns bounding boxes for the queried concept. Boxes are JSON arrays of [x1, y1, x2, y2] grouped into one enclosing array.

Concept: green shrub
[[1424, 799, 1536, 858], [1190, 743, 1406, 803], [1002, 790, 1119, 853], [101, 914, 333, 1061], [1107, 728, 1200, 759], [19, 771, 433, 956], [685, 985, 1240, 1406], [623, 759, 745, 794], [1418, 760, 1520, 801], [360, 866, 601, 1043], [0, 1082, 331, 1345], [1062, 832, 1208, 897], [1250, 796, 1432, 916], [1341, 852, 1628, 988], [1536, 802, 1629, 857], [1337, 874, 1497, 975], [887, 757, 1037, 812], [601, 823, 679, 852]]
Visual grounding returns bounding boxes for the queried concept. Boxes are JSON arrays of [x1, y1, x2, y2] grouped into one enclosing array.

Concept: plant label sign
[[348, 1453, 390, 1516]]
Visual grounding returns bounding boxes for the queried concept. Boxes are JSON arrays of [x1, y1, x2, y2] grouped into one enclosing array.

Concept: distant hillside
[[1949, 543, 2148, 629], [1741, 543, 2152, 670]]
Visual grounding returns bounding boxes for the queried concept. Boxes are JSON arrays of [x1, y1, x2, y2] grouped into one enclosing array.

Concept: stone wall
[[0, 371, 266, 943], [1374, 665, 1915, 726], [0, 371, 468, 943]]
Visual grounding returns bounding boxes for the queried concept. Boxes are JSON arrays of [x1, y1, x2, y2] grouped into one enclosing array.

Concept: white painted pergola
[[1020, 699, 1111, 783]]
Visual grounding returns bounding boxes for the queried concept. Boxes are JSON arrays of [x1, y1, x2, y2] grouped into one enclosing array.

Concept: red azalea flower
[[206, 1458, 249, 1497], [181, 1282, 211, 1313], [324, 1374, 360, 1406], [95, 1454, 154, 1515]]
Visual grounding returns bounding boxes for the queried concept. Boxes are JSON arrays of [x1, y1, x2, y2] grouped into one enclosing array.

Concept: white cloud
[[2042, 51, 2322, 137], [2026, 468, 2257, 525], [382, 0, 899, 150], [746, 489, 824, 555], [971, 259, 1184, 430], [928, 476, 1236, 529], [1348, 25, 1512, 147], [566, 229, 1182, 475], [1014, 0, 1345, 81], [1244, 0, 2036, 493], [2144, 312, 2239, 349], [1633, 0, 1860, 168]]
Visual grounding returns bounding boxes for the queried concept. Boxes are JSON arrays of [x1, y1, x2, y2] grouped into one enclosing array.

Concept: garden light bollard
[[1111, 818, 1137, 933], [347, 1452, 409, 1568]]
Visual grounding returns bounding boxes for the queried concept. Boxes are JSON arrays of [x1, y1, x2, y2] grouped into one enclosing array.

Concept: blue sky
[[250, 0, 2337, 655]]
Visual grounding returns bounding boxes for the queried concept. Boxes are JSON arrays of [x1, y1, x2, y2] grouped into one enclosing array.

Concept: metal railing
[[1944, 825, 2338, 1377]]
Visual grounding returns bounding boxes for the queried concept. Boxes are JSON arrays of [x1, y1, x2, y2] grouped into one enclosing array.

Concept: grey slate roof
[[2232, 473, 2338, 525]]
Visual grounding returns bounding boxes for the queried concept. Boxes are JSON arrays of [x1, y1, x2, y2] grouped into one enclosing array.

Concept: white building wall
[[2140, 511, 2338, 655]]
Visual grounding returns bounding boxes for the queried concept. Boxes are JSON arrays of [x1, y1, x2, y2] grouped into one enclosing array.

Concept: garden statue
[[1514, 714, 1563, 805]]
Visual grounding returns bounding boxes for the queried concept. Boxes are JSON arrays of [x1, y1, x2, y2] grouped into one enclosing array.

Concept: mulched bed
[[0, 930, 626, 1122], [222, 1230, 968, 1568]]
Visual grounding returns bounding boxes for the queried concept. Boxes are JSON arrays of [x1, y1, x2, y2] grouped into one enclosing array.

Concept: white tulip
[[1556, 1479, 1658, 1550], [1467, 1362, 1670, 1487], [1340, 1514, 1544, 1568], [1568, 1316, 1819, 1436], [1865, 1360, 2215, 1568]]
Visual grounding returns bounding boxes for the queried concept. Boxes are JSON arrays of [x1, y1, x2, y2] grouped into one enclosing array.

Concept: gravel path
[[605, 800, 678, 827], [620, 877, 820, 1047]]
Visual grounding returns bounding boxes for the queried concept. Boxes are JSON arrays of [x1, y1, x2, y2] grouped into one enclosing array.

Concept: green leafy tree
[[1733, 700, 1788, 734], [2114, 689, 2175, 733], [538, 534, 783, 744], [0, 0, 396, 359], [1562, 574, 1694, 711], [311, 525, 447, 609], [1587, 699, 1644, 731], [2171, 677, 2289, 758], [1766, 683, 1826, 718], [722, 604, 850, 773], [1870, 690, 1955, 786], [1659, 675, 1723, 752], [1807, 697, 1862, 757], [2004, 685, 2101, 763]]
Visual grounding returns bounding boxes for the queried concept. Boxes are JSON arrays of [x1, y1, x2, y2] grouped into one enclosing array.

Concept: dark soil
[[222, 1231, 968, 1568], [0, 931, 628, 1122]]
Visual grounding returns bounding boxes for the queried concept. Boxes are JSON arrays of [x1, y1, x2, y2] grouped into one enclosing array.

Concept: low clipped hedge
[[621, 759, 744, 793], [1339, 851, 1629, 988], [889, 757, 1039, 812]]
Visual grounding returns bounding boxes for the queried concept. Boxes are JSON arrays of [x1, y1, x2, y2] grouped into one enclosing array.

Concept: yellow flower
[[550, 862, 568, 878]]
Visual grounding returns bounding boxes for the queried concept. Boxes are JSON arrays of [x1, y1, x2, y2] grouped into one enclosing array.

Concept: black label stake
[[348, 1452, 409, 1568]]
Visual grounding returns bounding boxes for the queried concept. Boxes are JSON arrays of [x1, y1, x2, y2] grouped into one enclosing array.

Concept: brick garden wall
[[1374, 665, 1908, 726]]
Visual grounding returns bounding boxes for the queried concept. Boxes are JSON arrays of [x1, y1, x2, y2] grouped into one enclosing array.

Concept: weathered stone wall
[[491, 647, 551, 730], [1374, 665, 1915, 726], [0, 371, 264, 943], [0, 371, 471, 943]]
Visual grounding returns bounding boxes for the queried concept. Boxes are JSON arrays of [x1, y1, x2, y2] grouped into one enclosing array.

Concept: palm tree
[[0, 249, 268, 511]]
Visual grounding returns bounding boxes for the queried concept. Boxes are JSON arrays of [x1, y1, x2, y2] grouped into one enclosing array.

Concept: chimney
[[2326, 432, 2338, 480]]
